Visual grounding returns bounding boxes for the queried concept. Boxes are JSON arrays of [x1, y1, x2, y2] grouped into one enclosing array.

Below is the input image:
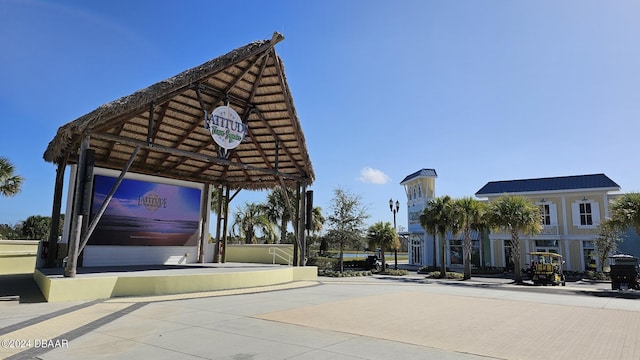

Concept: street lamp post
[[389, 198, 400, 270]]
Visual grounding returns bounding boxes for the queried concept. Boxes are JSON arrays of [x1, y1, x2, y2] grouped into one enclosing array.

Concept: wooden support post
[[293, 183, 301, 266], [64, 136, 90, 278], [214, 186, 224, 263], [46, 159, 66, 267], [222, 186, 230, 263], [147, 101, 155, 145], [300, 184, 307, 266], [198, 183, 211, 263]]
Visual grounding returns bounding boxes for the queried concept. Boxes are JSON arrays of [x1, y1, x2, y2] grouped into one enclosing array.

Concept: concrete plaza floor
[[1, 273, 640, 359]]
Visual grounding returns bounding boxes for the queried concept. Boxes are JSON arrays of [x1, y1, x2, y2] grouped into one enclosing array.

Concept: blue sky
[[2, 0, 640, 234]]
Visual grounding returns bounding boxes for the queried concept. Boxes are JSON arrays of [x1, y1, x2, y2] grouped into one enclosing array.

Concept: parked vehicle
[[527, 252, 566, 286], [363, 248, 387, 271], [609, 254, 640, 290]]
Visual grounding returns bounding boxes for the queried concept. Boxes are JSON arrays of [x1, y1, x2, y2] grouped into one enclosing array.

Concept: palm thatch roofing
[[43, 32, 314, 190]]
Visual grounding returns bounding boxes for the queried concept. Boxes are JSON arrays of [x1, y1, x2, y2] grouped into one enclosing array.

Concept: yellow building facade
[[476, 174, 621, 272]]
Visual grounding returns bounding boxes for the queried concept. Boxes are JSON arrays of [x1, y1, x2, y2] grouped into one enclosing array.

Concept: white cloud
[[358, 167, 390, 184]]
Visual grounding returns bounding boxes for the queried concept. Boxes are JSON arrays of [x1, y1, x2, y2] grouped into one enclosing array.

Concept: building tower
[[400, 169, 437, 266]]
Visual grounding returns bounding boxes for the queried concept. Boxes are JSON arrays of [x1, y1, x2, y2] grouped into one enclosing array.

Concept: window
[[571, 201, 600, 227], [503, 240, 514, 271], [450, 240, 463, 265], [535, 240, 558, 248], [534, 240, 559, 254], [579, 203, 593, 226], [410, 234, 422, 265], [583, 241, 596, 271], [539, 205, 550, 225]]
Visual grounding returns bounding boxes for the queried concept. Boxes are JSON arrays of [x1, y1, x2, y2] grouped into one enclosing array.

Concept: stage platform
[[33, 263, 318, 302]]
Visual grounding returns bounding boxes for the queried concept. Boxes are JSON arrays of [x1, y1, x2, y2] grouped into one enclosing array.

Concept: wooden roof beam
[[253, 107, 305, 175], [91, 132, 309, 182]]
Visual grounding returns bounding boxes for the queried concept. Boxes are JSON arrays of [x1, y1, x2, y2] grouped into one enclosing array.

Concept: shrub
[[319, 270, 372, 277], [307, 257, 339, 271], [417, 266, 437, 274], [379, 269, 409, 276], [471, 267, 505, 275], [564, 271, 584, 281], [584, 270, 610, 281], [426, 271, 464, 279]]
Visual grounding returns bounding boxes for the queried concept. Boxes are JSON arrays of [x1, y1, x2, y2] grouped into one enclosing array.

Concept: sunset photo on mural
[[88, 175, 202, 246]]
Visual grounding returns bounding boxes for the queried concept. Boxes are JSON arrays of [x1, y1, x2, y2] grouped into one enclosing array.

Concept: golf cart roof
[[610, 254, 638, 259], [529, 252, 563, 258]]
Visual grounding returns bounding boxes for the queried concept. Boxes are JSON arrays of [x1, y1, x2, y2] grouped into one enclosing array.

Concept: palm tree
[[264, 187, 296, 243], [210, 187, 227, 216], [366, 221, 399, 271], [452, 197, 486, 280], [420, 195, 458, 277], [309, 206, 325, 235], [0, 157, 24, 197], [231, 202, 274, 244], [306, 206, 325, 258], [485, 195, 542, 283], [608, 192, 640, 235]]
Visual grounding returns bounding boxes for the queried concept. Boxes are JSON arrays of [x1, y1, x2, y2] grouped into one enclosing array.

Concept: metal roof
[[400, 168, 437, 185], [475, 173, 620, 196]]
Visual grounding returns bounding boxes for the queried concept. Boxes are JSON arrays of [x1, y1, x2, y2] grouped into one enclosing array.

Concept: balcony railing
[[490, 224, 559, 237], [540, 225, 559, 235]]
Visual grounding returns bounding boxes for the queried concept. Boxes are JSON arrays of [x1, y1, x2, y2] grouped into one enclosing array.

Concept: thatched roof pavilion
[[43, 32, 314, 190], [41, 33, 314, 273]]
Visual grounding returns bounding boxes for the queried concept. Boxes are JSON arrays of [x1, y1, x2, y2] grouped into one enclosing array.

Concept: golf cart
[[609, 254, 640, 290], [528, 252, 566, 286], [363, 248, 386, 271]]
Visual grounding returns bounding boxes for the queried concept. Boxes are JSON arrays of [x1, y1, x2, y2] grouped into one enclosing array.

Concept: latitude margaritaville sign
[[204, 105, 246, 150], [138, 191, 167, 212]]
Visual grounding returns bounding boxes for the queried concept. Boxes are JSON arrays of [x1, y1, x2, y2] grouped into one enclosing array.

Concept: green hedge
[[307, 257, 338, 271], [319, 270, 373, 277], [308, 257, 377, 271]]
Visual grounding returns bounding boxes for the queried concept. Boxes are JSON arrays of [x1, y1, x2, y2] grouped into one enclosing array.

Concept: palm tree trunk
[[511, 229, 522, 283], [339, 243, 344, 272], [440, 232, 447, 277], [280, 218, 287, 244], [432, 233, 437, 268], [463, 230, 472, 280]]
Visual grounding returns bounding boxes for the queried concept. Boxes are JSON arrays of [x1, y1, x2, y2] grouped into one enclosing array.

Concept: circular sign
[[207, 106, 245, 150]]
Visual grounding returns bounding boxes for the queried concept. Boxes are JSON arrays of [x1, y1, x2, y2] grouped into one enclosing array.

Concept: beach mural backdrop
[[88, 175, 202, 246]]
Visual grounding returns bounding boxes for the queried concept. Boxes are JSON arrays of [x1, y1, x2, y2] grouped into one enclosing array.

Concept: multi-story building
[[401, 170, 639, 272], [475, 173, 621, 272], [400, 168, 437, 267]]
